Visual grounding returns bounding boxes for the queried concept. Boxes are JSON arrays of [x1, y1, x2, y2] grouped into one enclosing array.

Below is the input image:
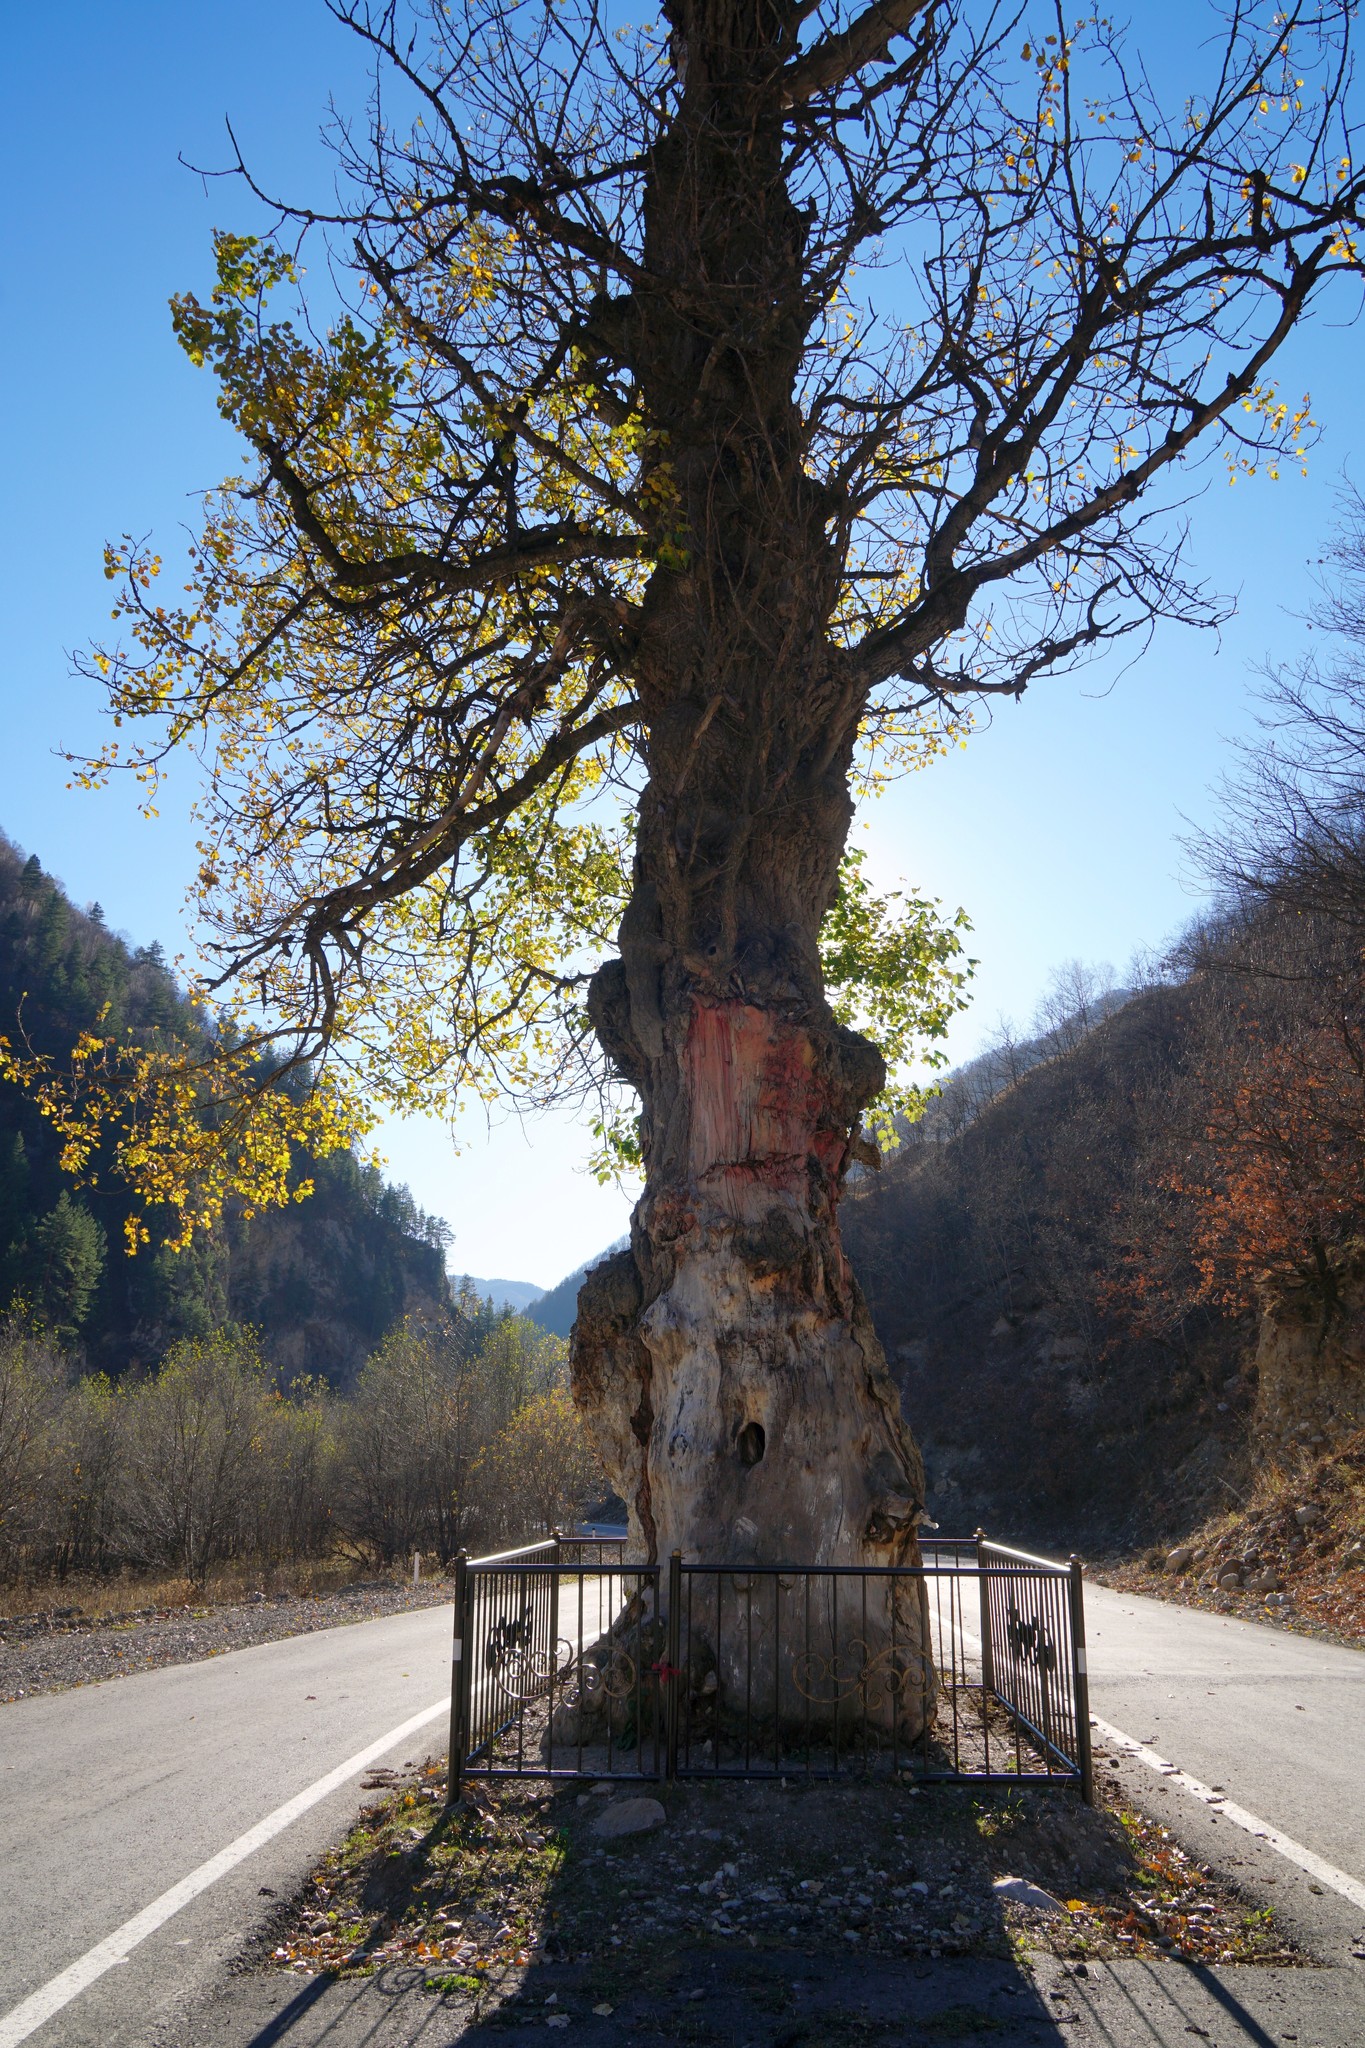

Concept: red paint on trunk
[[684, 998, 845, 1216]]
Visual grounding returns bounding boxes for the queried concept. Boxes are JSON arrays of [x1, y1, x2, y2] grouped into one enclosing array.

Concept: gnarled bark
[[575, 992, 924, 1562], [574, 950, 933, 1735]]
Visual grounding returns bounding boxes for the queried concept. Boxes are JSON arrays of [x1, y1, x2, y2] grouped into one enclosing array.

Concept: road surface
[[0, 1580, 1361, 2045], [1083, 1581, 1365, 1890], [0, 1605, 454, 2047]]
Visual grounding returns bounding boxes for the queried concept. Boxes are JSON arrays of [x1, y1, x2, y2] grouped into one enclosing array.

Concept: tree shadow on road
[[233, 1749, 1328, 2048]]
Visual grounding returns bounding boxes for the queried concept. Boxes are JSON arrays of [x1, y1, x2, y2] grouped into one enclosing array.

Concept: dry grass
[[1095, 1426, 1365, 1645], [1041, 1803, 1304, 1966], [0, 1553, 442, 1624]]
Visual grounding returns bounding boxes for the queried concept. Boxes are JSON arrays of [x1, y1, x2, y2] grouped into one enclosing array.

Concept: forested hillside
[[845, 526, 1365, 1553], [844, 978, 1233, 1546], [844, 897, 1365, 1548], [0, 835, 450, 1382]]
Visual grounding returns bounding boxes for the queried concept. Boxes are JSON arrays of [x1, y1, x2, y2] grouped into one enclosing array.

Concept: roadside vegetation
[[1096, 1427, 1365, 1648], [0, 1303, 604, 1607]]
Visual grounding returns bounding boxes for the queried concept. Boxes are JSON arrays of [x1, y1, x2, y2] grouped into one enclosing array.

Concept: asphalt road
[[1082, 1581, 1365, 1887], [0, 1604, 457, 2048], [1, 1581, 1362, 2047]]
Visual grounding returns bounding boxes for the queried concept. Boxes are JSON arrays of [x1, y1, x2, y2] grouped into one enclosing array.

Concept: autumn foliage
[[1124, 507, 1365, 1328], [1171, 1020, 1365, 1311]]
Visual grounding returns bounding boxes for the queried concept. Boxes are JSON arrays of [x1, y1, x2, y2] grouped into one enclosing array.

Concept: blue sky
[[3, 2, 1363, 1287]]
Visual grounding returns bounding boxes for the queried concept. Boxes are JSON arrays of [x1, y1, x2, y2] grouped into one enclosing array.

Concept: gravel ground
[[256, 1759, 1307, 2000], [0, 1580, 454, 1703]]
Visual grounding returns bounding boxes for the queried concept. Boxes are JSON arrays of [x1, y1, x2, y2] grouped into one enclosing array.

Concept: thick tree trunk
[[567, 0, 935, 1736], [574, 985, 925, 1573], [573, 861, 934, 1734], [571, 963, 933, 1736]]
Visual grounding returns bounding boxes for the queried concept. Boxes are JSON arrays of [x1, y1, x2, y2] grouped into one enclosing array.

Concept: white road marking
[[1090, 1714, 1365, 1914], [0, 1695, 448, 2048], [944, 1599, 1365, 1914]]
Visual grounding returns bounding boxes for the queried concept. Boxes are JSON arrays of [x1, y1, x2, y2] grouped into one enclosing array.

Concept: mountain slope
[[842, 982, 1252, 1549], [0, 833, 450, 1380], [526, 1241, 629, 1337]]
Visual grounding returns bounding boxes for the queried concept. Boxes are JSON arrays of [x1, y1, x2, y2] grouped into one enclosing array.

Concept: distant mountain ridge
[[526, 1239, 629, 1336], [453, 1274, 547, 1312]]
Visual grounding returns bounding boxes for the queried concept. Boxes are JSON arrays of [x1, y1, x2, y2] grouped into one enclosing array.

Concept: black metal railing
[[445, 1530, 1092, 1804], [553, 1532, 630, 1570], [445, 1531, 633, 1786], [975, 1534, 1092, 1796]]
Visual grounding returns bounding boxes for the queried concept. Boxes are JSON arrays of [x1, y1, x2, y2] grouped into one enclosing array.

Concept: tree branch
[[782, 0, 934, 106], [256, 434, 647, 594]]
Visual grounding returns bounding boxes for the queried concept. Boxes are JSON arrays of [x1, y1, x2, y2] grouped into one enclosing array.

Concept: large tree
[[26, 0, 1365, 1667]]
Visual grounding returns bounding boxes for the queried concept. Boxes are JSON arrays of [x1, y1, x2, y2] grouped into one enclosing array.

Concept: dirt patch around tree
[[248, 1756, 1309, 2036]]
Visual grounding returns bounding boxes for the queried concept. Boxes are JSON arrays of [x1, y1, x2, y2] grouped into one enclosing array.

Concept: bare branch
[[782, 0, 933, 106]]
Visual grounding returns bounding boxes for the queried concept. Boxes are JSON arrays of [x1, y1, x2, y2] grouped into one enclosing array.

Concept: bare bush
[[335, 1310, 579, 1563], [0, 1300, 602, 1589], [252, 1375, 336, 1567], [336, 1318, 477, 1564], [47, 1372, 126, 1579], [0, 1320, 66, 1574], [117, 1330, 280, 1582]]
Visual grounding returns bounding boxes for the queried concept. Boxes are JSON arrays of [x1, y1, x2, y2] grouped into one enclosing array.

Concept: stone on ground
[[590, 1796, 667, 1839], [992, 1875, 1065, 1915]]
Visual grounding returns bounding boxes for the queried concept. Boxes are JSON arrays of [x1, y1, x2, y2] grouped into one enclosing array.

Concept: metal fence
[[446, 1530, 1092, 1803]]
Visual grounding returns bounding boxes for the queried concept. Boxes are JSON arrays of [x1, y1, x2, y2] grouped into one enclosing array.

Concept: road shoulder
[[1099, 1723, 1365, 1977], [0, 1582, 452, 1705]]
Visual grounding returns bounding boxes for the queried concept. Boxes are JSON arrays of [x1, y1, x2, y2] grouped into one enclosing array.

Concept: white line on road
[[1090, 1714, 1365, 1915], [0, 1695, 449, 2048], [946, 1607, 1365, 1916]]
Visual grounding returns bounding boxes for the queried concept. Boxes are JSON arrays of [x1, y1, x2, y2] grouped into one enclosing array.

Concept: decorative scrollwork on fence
[[790, 1639, 932, 1713], [575, 1648, 640, 1703], [1004, 1602, 1058, 1674], [487, 1624, 576, 1703]]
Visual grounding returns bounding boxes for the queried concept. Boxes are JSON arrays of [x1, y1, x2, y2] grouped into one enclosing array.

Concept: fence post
[[548, 1530, 562, 1690], [1068, 1556, 1095, 1805], [975, 1528, 995, 1699], [446, 1549, 469, 1808], [665, 1550, 682, 1781]]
